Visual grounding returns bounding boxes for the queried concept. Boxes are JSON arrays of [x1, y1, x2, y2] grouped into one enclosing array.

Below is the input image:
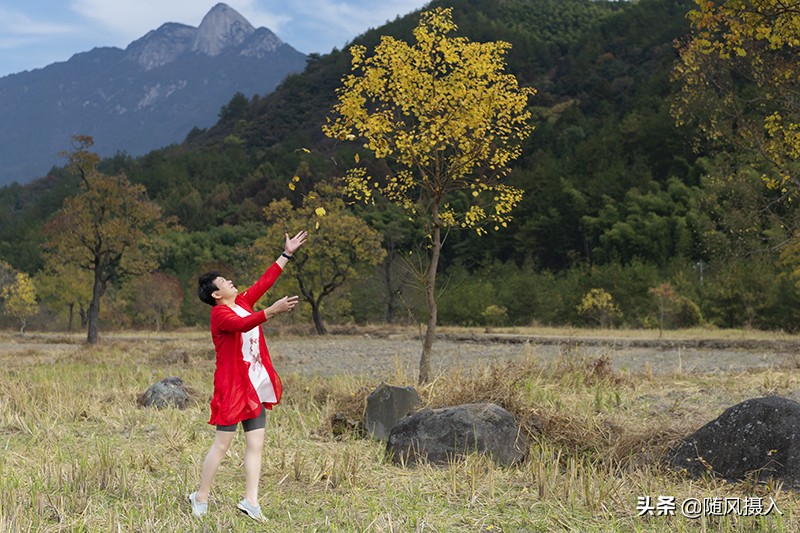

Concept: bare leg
[[243, 428, 265, 505], [196, 430, 236, 502]]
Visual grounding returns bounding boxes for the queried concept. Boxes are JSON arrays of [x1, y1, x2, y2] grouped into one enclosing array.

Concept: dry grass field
[[0, 326, 798, 531]]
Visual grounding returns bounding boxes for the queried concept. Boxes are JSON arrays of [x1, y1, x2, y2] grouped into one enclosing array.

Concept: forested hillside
[[2, 0, 799, 332]]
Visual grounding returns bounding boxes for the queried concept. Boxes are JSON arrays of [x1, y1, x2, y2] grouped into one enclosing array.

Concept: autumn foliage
[[43, 136, 174, 343], [672, 0, 800, 197], [324, 8, 534, 382], [252, 184, 385, 334]]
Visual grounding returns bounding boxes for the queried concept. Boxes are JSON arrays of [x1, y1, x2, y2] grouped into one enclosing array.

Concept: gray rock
[[387, 403, 527, 466], [365, 382, 421, 441], [667, 396, 800, 487], [139, 377, 191, 409]]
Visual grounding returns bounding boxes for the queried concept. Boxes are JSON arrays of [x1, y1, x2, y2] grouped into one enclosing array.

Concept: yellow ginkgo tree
[[672, 0, 800, 197], [324, 8, 535, 383]]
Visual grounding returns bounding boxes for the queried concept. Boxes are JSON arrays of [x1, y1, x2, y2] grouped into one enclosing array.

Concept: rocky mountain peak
[[0, 2, 306, 185], [192, 3, 255, 56], [240, 27, 284, 58], [125, 23, 195, 70]]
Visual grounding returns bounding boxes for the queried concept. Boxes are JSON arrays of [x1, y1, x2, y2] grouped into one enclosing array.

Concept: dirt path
[[268, 332, 800, 378], [1, 331, 797, 377]]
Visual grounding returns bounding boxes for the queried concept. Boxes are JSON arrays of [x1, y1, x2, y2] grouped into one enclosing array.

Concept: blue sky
[[0, 0, 430, 77]]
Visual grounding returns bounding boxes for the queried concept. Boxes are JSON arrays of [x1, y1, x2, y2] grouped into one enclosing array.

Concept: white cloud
[[64, 0, 427, 54], [0, 7, 76, 36], [291, 0, 427, 35], [229, 1, 292, 33], [68, 0, 290, 43], [272, 0, 427, 53], [0, 0, 429, 75]]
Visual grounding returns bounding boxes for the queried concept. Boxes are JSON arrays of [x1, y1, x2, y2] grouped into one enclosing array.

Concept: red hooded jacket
[[207, 262, 284, 426]]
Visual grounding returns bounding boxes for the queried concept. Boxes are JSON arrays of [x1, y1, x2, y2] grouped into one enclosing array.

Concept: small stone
[[139, 376, 191, 409]]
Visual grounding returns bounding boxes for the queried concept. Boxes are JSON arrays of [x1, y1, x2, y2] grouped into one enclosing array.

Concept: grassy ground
[[5, 322, 800, 344], [0, 330, 798, 531], [436, 325, 800, 342]]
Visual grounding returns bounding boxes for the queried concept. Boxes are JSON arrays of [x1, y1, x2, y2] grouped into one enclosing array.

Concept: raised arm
[[240, 230, 308, 307]]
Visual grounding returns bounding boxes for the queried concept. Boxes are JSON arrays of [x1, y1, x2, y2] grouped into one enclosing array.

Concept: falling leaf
[[293, 175, 301, 182], [315, 221, 320, 229], [315, 207, 327, 217], [354, 153, 360, 163], [302, 148, 310, 153], [288, 183, 296, 191]]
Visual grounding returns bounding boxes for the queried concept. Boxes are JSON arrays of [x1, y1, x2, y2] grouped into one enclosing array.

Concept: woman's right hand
[[265, 295, 299, 318]]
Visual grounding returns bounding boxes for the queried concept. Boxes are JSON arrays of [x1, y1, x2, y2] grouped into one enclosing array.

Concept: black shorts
[[216, 405, 266, 432]]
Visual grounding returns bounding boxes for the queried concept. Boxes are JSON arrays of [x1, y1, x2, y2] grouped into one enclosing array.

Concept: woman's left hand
[[284, 230, 308, 255]]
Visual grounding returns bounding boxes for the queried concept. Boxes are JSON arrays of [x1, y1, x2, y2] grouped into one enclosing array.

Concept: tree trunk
[[310, 301, 327, 335], [87, 262, 105, 344], [68, 303, 75, 332], [418, 221, 442, 384]]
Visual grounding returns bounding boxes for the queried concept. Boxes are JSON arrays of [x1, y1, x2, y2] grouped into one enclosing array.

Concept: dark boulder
[[387, 403, 527, 466], [139, 376, 191, 409], [365, 382, 421, 441], [667, 396, 800, 487]]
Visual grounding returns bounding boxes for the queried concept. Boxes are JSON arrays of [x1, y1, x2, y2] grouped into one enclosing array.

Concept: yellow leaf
[[354, 153, 360, 163], [302, 147, 311, 153], [315, 207, 327, 217], [315, 221, 320, 229], [288, 183, 296, 191]]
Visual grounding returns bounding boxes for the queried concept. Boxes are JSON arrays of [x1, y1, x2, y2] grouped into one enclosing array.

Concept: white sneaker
[[237, 498, 265, 521], [188, 492, 207, 518]]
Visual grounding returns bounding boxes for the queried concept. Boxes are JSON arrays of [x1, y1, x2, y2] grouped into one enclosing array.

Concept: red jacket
[[208, 262, 284, 426]]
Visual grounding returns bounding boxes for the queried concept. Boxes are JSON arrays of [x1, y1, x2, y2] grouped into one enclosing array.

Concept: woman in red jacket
[[189, 230, 307, 521]]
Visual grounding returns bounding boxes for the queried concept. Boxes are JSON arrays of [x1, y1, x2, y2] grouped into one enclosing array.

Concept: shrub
[[576, 288, 622, 328], [481, 304, 509, 326]]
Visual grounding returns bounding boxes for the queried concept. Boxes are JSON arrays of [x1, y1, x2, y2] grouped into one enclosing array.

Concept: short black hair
[[198, 271, 221, 306]]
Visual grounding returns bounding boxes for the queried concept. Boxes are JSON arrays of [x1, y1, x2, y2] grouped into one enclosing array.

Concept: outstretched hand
[[285, 230, 308, 256], [266, 295, 299, 317]]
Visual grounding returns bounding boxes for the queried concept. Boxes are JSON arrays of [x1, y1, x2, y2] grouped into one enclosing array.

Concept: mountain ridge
[[0, 3, 305, 185]]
